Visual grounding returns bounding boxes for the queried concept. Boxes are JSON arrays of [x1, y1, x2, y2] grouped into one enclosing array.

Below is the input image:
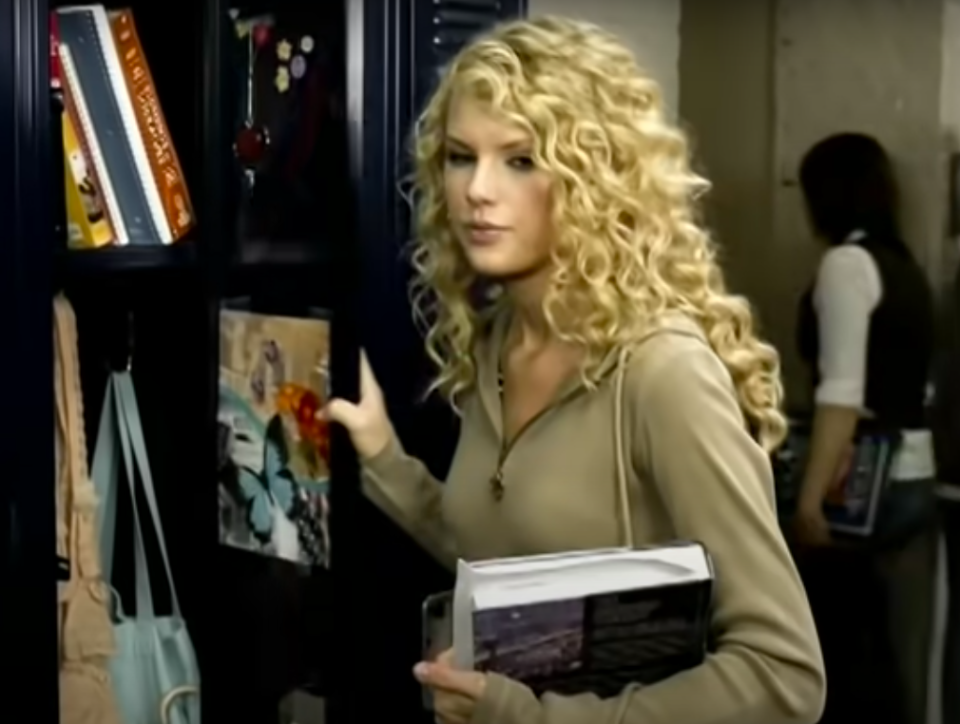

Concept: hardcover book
[[109, 8, 195, 242], [58, 5, 165, 244], [217, 308, 331, 567], [57, 5, 192, 245], [773, 422, 900, 537], [451, 543, 714, 699]]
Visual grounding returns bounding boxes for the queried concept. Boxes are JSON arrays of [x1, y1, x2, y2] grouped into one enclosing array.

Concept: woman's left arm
[[796, 245, 881, 544], [461, 333, 826, 724]]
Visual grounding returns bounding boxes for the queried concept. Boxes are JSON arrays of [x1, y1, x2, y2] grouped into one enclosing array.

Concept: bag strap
[[53, 295, 93, 614], [53, 298, 78, 577], [115, 371, 182, 616], [91, 372, 182, 617], [91, 375, 121, 585], [613, 348, 635, 549], [111, 373, 159, 617]]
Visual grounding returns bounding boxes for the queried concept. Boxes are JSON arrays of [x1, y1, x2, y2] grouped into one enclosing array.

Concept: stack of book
[[430, 542, 714, 702], [50, 5, 194, 249]]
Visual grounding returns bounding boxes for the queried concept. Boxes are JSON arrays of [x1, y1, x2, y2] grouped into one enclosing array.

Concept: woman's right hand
[[324, 350, 393, 460]]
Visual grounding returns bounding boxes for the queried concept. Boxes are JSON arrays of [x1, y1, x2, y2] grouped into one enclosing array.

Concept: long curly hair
[[410, 16, 786, 451]]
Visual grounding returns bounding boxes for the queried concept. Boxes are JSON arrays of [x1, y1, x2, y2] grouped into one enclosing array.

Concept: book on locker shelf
[[431, 543, 714, 702], [50, 12, 69, 247], [216, 306, 333, 569], [54, 4, 194, 248], [61, 97, 114, 247]]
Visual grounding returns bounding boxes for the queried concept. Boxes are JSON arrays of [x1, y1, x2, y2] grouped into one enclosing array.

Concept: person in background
[[793, 132, 937, 724], [933, 247, 960, 724], [327, 15, 824, 724]]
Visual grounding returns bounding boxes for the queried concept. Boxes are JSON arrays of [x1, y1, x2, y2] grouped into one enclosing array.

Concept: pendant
[[233, 15, 273, 193], [490, 470, 505, 501]]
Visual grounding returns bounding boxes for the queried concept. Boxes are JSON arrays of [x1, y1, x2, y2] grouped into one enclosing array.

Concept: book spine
[[62, 106, 115, 248], [87, 5, 171, 243], [59, 43, 123, 246], [61, 85, 115, 244], [49, 12, 61, 92], [57, 8, 154, 244], [50, 12, 67, 246], [109, 9, 194, 242]]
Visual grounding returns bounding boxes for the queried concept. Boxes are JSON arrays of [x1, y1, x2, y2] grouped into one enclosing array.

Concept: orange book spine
[[109, 9, 194, 242]]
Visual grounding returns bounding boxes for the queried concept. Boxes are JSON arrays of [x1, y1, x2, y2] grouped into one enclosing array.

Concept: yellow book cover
[[62, 109, 113, 248]]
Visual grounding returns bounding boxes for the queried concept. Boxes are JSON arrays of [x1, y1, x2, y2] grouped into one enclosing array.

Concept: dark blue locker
[[0, 0, 525, 720], [359, 0, 528, 469], [0, 0, 59, 720], [0, 0, 59, 718], [352, 1, 525, 721]]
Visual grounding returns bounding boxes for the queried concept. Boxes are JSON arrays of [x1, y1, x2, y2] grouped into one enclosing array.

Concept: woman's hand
[[323, 350, 393, 459], [792, 405, 859, 548], [793, 500, 832, 548], [414, 648, 487, 724]]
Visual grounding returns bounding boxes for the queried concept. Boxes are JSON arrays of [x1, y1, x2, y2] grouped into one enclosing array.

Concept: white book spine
[[84, 5, 172, 244], [453, 562, 477, 671], [58, 42, 127, 246]]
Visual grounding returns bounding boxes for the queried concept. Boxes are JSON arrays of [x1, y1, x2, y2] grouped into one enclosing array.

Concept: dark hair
[[798, 133, 900, 244]]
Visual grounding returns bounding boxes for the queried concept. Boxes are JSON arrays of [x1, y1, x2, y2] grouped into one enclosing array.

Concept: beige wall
[[680, 0, 953, 408], [526, 0, 682, 117], [677, 0, 777, 335], [942, 0, 960, 284], [679, 12, 953, 719], [526, 0, 955, 405]]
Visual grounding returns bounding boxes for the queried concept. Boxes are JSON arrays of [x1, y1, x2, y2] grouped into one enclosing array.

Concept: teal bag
[[92, 371, 201, 724]]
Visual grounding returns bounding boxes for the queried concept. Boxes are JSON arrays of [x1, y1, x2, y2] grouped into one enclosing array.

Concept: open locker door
[[350, 1, 526, 721]]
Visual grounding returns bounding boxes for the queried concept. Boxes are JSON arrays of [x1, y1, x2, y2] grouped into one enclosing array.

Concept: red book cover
[[49, 12, 61, 91]]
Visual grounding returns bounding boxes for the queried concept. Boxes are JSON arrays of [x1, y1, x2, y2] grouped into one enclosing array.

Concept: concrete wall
[[527, 0, 955, 404], [772, 0, 946, 403], [941, 0, 960, 281], [526, 0, 682, 117], [679, 9, 954, 718], [680, 0, 953, 407], [676, 0, 779, 375]]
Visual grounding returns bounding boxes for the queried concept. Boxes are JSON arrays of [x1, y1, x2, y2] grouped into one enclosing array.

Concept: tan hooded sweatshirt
[[362, 312, 825, 724]]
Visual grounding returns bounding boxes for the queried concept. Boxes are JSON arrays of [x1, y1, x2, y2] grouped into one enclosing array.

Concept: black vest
[[797, 235, 935, 429]]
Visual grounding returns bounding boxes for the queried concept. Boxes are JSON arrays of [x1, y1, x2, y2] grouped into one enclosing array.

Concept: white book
[[451, 543, 714, 697], [58, 42, 126, 245]]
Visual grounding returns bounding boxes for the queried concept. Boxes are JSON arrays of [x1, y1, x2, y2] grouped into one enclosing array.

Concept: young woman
[[327, 16, 824, 724], [792, 132, 937, 724]]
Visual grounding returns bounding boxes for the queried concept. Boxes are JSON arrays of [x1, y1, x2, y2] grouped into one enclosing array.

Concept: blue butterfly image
[[236, 414, 298, 542]]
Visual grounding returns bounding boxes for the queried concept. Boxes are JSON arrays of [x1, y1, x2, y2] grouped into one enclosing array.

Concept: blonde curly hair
[[410, 15, 786, 451]]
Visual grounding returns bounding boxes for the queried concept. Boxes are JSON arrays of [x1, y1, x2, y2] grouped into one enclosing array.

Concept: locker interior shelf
[[56, 242, 197, 274]]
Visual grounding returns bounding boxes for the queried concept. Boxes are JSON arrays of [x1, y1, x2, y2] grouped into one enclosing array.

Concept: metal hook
[[125, 309, 134, 372]]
